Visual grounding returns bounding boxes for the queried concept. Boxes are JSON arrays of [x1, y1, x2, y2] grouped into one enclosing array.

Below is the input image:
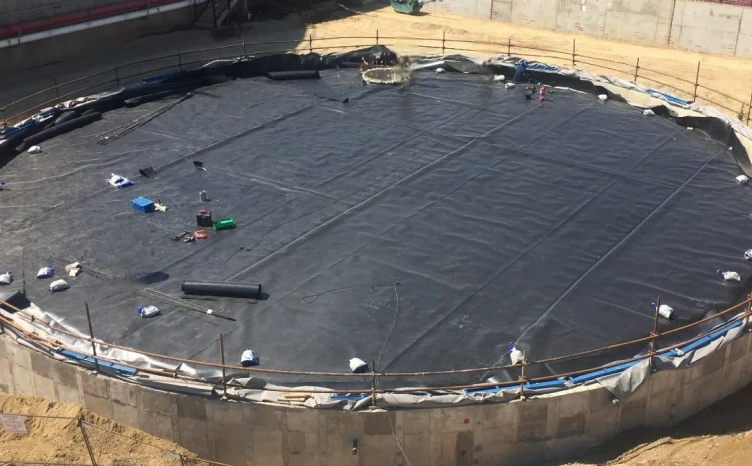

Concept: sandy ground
[[0, 392, 203, 465], [566, 380, 752, 466], [2, 4, 752, 465]]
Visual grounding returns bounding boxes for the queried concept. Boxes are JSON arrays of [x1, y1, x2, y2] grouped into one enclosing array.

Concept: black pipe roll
[[181, 280, 262, 299], [19, 112, 102, 151]]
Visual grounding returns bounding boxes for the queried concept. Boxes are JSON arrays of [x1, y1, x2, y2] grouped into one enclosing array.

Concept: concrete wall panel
[[735, 8, 752, 58], [491, 0, 513, 22], [556, 0, 608, 36], [509, 0, 558, 30], [0, 1, 131, 28], [669, 1, 742, 55], [603, 0, 674, 44], [435, 0, 493, 19], [3, 329, 752, 465], [0, 6, 195, 74]]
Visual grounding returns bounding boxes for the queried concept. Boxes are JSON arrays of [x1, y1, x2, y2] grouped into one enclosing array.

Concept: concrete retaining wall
[[432, 0, 752, 58], [0, 5, 195, 74], [0, 1, 138, 27], [2, 330, 752, 465]]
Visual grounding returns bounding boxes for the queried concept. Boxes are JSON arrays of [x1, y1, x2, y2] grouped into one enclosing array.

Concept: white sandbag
[[0, 271, 12, 285], [505, 82, 516, 89], [652, 302, 674, 319], [27, 145, 42, 154], [598, 94, 608, 102], [349, 358, 368, 373], [241, 349, 260, 367], [36, 266, 54, 279], [137, 305, 160, 318], [718, 269, 742, 282], [49, 279, 69, 293], [736, 175, 749, 185]]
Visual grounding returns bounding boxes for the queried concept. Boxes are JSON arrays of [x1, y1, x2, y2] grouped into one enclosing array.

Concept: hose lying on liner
[[181, 280, 262, 299]]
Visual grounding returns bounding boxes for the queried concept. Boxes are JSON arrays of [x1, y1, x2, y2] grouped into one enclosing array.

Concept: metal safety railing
[[1, 293, 751, 398], [0, 411, 231, 466], [2, 32, 752, 128], [2, 32, 752, 400]]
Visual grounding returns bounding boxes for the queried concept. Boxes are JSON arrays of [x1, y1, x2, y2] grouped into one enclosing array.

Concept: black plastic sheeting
[[2, 49, 752, 389]]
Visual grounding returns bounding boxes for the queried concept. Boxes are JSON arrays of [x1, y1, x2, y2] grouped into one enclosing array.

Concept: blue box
[[131, 197, 155, 214]]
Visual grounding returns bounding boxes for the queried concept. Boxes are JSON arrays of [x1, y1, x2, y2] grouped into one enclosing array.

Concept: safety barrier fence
[[1, 293, 751, 396], [2, 33, 752, 397], [0, 411, 232, 466], [2, 33, 752, 127]]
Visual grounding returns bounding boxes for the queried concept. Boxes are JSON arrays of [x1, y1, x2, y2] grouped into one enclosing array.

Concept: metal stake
[[572, 39, 576, 68], [650, 296, 661, 357], [376, 29, 379, 46], [442, 30, 446, 54], [113, 65, 120, 86], [53, 77, 61, 104], [78, 418, 98, 466], [219, 333, 228, 400], [242, 33, 247, 57], [371, 359, 377, 407], [84, 303, 101, 373], [309, 34, 313, 53], [747, 90, 752, 126], [519, 350, 527, 399], [693, 61, 701, 101], [634, 57, 640, 83], [507, 38, 511, 56]]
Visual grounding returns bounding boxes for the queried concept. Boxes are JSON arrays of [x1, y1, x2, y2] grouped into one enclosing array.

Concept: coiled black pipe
[[181, 280, 262, 299]]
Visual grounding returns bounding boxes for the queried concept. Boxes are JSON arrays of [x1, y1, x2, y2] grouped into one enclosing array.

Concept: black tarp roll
[[266, 70, 321, 81], [181, 280, 262, 299]]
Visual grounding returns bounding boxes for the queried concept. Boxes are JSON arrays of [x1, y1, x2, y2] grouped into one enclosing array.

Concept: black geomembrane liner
[[1, 59, 751, 389]]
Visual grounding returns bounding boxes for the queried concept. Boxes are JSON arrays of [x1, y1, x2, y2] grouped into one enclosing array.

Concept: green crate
[[212, 218, 237, 231]]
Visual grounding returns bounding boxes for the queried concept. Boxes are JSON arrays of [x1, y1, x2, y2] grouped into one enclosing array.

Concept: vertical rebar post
[[519, 350, 527, 399], [242, 33, 247, 58], [507, 38, 511, 56], [78, 418, 98, 466], [572, 39, 576, 68], [693, 61, 701, 101], [309, 34, 313, 53], [371, 359, 377, 407], [84, 303, 100, 373], [53, 77, 61, 104], [219, 333, 228, 400], [376, 29, 379, 46], [634, 57, 640, 83], [442, 30, 446, 54], [650, 296, 661, 357], [113, 65, 120, 86]]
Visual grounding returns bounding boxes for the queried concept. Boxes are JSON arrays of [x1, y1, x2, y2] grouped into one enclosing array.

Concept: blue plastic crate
[[131, 197, 155, 214]]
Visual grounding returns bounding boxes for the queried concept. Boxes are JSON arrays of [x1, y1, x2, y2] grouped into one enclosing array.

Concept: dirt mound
[[0, 392, 200, 466]]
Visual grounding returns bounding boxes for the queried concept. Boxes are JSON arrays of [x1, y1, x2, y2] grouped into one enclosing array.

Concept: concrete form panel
[[510, 0, 558, 30], [491, 0, 513, 22], [670, 1, 742, 55], [603, 0, 674, 44], [435, 0, 481, 18], [556, 0, 608, 36], [735, 9, 752, 58]]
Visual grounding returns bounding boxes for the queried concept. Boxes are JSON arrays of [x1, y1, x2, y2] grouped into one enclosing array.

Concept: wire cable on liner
[[96, 93, 193, 145]]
